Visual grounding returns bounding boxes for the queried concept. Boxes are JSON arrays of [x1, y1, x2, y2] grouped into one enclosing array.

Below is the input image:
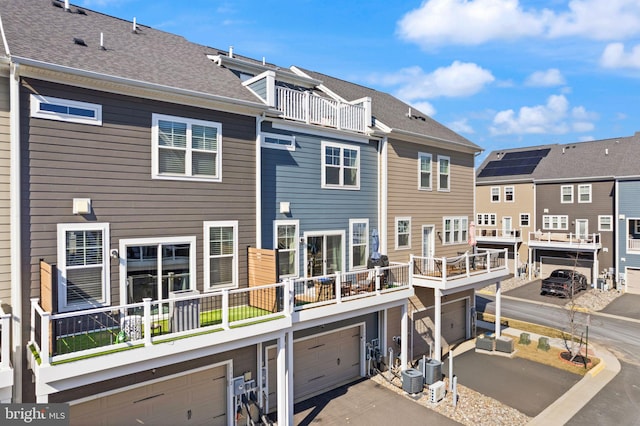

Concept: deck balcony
[[475, 228, 522, 243], [411, 249, 511, 293], [0, 303, 13, 403], [528, 231, 602, 251]]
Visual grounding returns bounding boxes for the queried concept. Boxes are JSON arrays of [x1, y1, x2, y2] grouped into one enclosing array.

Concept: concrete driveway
[[503, 279, 588, 306], [599, 294, 640, 320]]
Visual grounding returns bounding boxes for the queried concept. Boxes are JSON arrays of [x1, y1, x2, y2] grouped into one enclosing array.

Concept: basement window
[[30, 94, 102, 126]]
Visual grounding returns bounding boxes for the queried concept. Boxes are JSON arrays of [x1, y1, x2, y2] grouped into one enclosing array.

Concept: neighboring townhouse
[[476, 135, 640, 287], [296, 69, 510, 363], [0, 1, 511, 425]]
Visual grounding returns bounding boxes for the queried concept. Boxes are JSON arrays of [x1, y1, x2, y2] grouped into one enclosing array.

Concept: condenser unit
[[401, 368, 423, 394], [429, 380, 446, 403]]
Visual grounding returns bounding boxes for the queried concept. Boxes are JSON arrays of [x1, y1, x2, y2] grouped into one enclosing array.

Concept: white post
[[221, 289, 230, 330], [495, 281, 502, 338], [143, 298, 152, 346], [283, 280, 292, 317], [30, 298, 38, 344], [375, 266, 381, 293], [400, 301, 408, 371], [335, 272, 342, 303], [287, 331, 294, 425], [40, 311, 50, 366], [434, 290, 442, 361], [0, 311, 10, 370], [448, 351, 454, 392], [528, 247, 533, 280], [276, 334, 288, 426]]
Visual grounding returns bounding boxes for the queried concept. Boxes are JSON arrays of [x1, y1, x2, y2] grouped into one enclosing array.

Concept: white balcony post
[[363, 97, 372, 131], [335, 272, 342, 303], [40, 311, 50, 366], [442, 257, 448, 280], [465, 252, 470, 276], [30, 298, 38, 344], [336, 102, 342, 130], [276, 333, 288, 426], [222, 289, 230, 330], [495, 281, 502, 338], [434, 290, 442, 361], [143, 298, 152, 346], [374, 266, 381, 292], [0, 311, 10, 370], [408, 259, 413, 287], [304, 91, 311, 124], [283, 280, 292, 317], [400, 301, 408, 370]]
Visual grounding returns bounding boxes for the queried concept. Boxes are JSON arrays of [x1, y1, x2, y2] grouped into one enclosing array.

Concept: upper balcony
[[0, 303, 13, 403], [528, 231, 602, 251], [629, 237, 640, 253], [475, 228, 522, 244]]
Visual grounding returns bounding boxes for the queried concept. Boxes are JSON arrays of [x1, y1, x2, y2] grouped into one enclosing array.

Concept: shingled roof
[[0, 0, 262, 104]]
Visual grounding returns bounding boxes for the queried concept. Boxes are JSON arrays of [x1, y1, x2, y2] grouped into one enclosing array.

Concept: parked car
[[540, 269, 588, 298]]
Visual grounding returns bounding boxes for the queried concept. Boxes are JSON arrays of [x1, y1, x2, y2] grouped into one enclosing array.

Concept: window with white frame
[[31, 94, 102, 126], [322, 141, 360, 189], [350, 219, 369, 270], [418, 153, 432, 190], [443, 217, 468, 244], [561, 185, 573, 203], [204, 221, 238, 289], [491, 187, 500, 202], [477, 213, 496, 226], [598, 215, 612, 231], [275, 220, 299, 278], [57, 223, 109, 311], [438, 156, 450, 191], [578, 184, 592, 203], [261, 132, 295, 151], [504, 186, 514, 202], [520, 213, 530, 227], [152, 113, 222, 181], [396, 217, 411, 249], [542, 215, 569, 230]]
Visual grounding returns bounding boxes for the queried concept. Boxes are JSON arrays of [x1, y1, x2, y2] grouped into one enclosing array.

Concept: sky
[[78, 0, 640, 163]]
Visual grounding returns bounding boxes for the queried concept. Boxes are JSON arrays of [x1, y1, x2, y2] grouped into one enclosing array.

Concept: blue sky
[[79, 0, 640, 162]]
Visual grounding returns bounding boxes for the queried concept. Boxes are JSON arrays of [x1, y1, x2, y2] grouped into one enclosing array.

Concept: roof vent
[[52, 1, 62, 8], [73, 37, 87, 46], [76, 8, 86, 15], [132, 17, 139, 33], [229, 46, 234, 58], [100, 32, 106, 50], [605, 148, 609, 155], [64, 0, 69, 10]]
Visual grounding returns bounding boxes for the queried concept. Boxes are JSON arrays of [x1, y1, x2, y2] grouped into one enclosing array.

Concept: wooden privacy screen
[[40, 260, 56, 313], [247, 247, 279, 312]]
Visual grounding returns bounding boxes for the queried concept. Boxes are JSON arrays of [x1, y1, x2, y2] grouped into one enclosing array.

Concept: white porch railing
[[275, 86, 368, 133], [529, 231, 601, 247], [476, 228, 522, 239], [411, 248, 509, 284], [0, 303, 10, 371], [628, 238, 640, 251]]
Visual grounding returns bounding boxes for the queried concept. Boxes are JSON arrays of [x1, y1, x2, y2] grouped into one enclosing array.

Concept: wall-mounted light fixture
[[72, 198, 92, 215], [279, 201, 290, 214], [619, 214, 625, 220]]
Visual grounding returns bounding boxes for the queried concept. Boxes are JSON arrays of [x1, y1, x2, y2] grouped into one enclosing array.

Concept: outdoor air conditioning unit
[[401, 368, 424, 394], [429, 380, 446, 403]]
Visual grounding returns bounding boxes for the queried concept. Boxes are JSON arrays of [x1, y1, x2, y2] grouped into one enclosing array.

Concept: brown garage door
[[267, 325, 361, 412], [412, 299, 467, 360], [626, 268, 640, 295], [70, 364, 227, 426]]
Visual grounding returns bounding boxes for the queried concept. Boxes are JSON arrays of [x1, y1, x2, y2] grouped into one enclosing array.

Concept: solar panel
[[478, 148, 550, 178]]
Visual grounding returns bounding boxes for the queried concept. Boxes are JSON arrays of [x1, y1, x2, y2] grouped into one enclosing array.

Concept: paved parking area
[[503, 279, 587, 305], [599, 294, 640, 320]]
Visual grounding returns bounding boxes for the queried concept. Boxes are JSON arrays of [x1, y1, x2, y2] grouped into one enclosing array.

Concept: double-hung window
[[520, 213, 530, 227], [438, 156, 450, 191], [275, 220, 299, 278], [418, 153, 432, 190], [477, 213, 496, 226], [153, 113, 222, 181], [350, 219, 369, 270], [396, 217, 411, 249], [598, 215, 612, 232], [57, 223, 110, 311], [543, 215, 568, 230], [322, 142, 360, 189], [504, 186, 514, 202], [578, 184, 592, 203], [204, 221, 238, 290], [443, 217, 468, 244], [561, 185, 573, 203], [491, 187, 500, 202]]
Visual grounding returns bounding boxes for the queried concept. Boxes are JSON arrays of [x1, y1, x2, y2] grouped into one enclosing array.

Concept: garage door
[[626, 268, 640, 294], [70, 364, 227, 426], [412, 299, 467, 360], [540, 256, 593, 283], [267, 325, 361, 412]]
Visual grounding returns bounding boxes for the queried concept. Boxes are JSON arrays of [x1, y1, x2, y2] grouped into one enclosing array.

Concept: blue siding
[[249, 79, 267, 101], [619, 180, 640, 269], [261, 125, 378, 274]]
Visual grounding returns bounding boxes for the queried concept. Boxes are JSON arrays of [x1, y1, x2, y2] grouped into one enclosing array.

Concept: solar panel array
[[478, 148, 550, 178]]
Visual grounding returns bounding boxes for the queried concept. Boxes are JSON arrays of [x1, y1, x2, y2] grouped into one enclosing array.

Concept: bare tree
[[561, 252, 587, 365]]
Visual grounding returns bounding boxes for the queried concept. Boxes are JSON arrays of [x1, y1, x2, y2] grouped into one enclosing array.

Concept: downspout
[[614, 179, 619, 289], [255, 114, 263, 249], [9, 62, 22, 402]]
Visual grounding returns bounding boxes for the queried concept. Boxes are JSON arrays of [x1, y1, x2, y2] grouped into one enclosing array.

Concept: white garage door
[[540, 256, 593, 283], [412, 299, 467, 360], [267, 325, 361, 412], [626, 268, 640, 294], [70, 364, 228, 426]]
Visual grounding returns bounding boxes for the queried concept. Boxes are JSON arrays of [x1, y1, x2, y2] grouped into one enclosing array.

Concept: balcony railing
[[528, 231, 601, 248], [628, 238, 640, 251], [476, 228, 522, 240], [0, 303, 10, 371], [275, 86, 368, 133]]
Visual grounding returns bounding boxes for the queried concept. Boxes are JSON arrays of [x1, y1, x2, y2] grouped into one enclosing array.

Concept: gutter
[[388, 127, 481, 154]]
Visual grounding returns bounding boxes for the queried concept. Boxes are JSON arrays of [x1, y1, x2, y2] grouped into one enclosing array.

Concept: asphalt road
[[479, 293, 640, 425]]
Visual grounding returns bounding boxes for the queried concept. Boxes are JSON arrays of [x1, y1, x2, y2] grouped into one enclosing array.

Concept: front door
[[422, 225, 435, 258], [305, 232, 344, 277], [503, 216, 512, 236], [576, 219, 588, 239]]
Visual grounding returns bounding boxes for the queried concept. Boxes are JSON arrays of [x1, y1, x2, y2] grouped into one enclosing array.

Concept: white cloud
[[409, 101, 437, 117], [525, 69, 565, 87], [600, 43, 640, 69], [489, 94, 597, 135], [448, 118, 475, 134], [398, 0, 640, 47]]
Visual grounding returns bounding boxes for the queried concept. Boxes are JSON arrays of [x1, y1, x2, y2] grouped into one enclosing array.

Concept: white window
[[520, 213, 530, 227], [152, 113, 222, 182], [477, 213, 496, 226], [57, 223, 110, 312], [598, 215, 613, 232], [350, 219, 369, 270], [542, 215, 569, 230], [31, 94, 102, 126], [504, 186, 514, 202], [418, 153, 432, 190], [322, 141, 360, 189], [274, 220, 299, 278], [438, 156, 450, 191], [262, 132, 295, 151], [443, 217, 468, 245], [204, 221, 238, 290], [578, 184, 592, 203], [561, 185, 573, 203], [491, 187, 500, 202], [396, 217, 411, 250]]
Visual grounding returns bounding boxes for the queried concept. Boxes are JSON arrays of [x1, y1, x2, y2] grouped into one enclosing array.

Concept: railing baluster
[[143, 298, 152, 346], [40, 311, 50, 366], [222, 289, 230, 330]]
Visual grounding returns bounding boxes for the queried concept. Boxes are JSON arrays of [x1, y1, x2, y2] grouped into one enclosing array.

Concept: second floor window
[[205, 221, 238, 290], [152, 113, 222, 181], [418, 153, 432, 190], [598, 215, 612, 231], [396, 218, 411, 249], [505, 186, 514, 202], [520, 213, 530, 227], [477, 213, 496, 226], [443, 217, 468, 244], [322, 142, 360, 189], [561, 185, 573, 203], [491, 187, 500, 202], [438, 156, 450, 191], [543, 215, 568, 230], [578, 184, 592, 203]]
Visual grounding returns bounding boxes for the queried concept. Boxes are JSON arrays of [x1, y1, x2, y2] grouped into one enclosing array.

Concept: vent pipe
[[100, 32, 105, 50], [64, 0, 69, 10], [133, 17, 137, 33], [262, 57, 266, 66], [605, 148, 609, 155], [229, 46, 234, 58]]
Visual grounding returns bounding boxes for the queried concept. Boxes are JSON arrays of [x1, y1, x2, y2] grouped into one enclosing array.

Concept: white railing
[[476, 228, 522, 239], [628, 238, 640, 251], [411, 248, 508, 283], [0, 303, 10, 371], [529, 231, 601, 246], [275, 87, 367, 133]]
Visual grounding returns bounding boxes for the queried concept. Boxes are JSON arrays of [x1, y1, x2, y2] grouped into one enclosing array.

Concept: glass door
[[576, 219, 588, 240], [502, 216, 512, 236], [306, 233, 344, 277]]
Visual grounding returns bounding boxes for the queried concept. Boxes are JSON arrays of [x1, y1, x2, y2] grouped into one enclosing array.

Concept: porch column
[[276, 333, 288, 426], [593, 251, 599, 286], [400, 301, 408, 370], [287, 331, 294, 425], [528, 247, 533, 280], [434, 289, 442, 361], [495, 281, 502, 338], [514, 242, 519, 276]]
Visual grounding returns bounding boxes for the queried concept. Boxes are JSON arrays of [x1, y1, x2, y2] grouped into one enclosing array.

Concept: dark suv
[[540, 269, 588, 298]]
